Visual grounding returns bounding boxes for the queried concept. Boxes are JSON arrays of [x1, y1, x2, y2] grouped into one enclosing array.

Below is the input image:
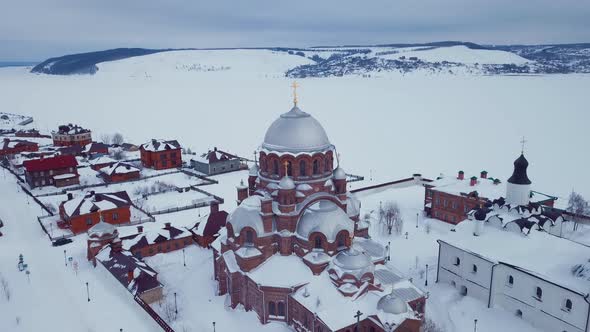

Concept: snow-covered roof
[[140, 139, 180, 152], [333, 166, 346, 180], [262, 105, 334, 153], [296, 200, 354, 241], [53, 124, 90, 135], [330, 248, 374, 280], [100, 162, 140, 176], [227, 196, 266, 236], [441, 220, 590, 295], [429, 174, 505, 200], [88, 220, 118, 238], [247, 254, 313, 288], [61, 191, 131, 217], [122, 224, 192, 251], [88, 155, 116, 166], [96, 246, 161, 295]]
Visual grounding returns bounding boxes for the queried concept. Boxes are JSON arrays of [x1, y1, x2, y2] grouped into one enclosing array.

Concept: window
[[314, 236, 323, 249], [86, 218, 93, 225], [435, 197, 440, 205], [112, 212, 119, 221], [443, 199, 448, 208], [313, 159, 320, 175], [162, 160, 168, 167], [273, 160, 279, 175], [564, 299, 573, 312], [245, 230, 254, 245], [337, 233, 346, 248], [507, 275, 514, 286], [472, 264, 478, 273], [287, 161, 292, 176], [535, 287, 543, 300], [434, 211, 439, 218], [454, 257, 460, 266], [452, 201, 457, 209], [299, 160, 306, 176], [268, 302, 276, 316], [171, 152, 177, 158], [516, 309, 523, 318], [277, 302, 285, 317]]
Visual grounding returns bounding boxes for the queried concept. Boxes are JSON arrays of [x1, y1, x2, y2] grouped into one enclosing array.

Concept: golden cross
[[520, 136, 527, 154], [291, 81, 299, 106]]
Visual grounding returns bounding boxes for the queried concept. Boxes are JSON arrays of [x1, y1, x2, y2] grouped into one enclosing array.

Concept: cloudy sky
[[2, 0, 589, 60]]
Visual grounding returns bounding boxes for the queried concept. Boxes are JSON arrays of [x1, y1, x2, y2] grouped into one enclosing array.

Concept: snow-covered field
[[0, 47, 588, 332]]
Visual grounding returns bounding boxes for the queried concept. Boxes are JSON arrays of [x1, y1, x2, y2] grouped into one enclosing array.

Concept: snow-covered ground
[[0, 48, 588, 332]]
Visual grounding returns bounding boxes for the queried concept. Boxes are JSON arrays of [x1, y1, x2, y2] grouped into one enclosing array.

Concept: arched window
[[245, 230, 254, 245], [273, 159, 279, 175], [565, 299, 573, 311], [268, 302, 276, 316], [454, 257, 461, 266], [299, 160, 306, 177], [313, 159, 320, 175], [535, 287, 543, 300], [507, 275, 514, 286], [314, 236, 323, 249], [278, 302, 285, 317], [472, 264, 478, 273], [337, 233, 346, 248], [287, 161, 292, 176], [516, 309, 523, 318]]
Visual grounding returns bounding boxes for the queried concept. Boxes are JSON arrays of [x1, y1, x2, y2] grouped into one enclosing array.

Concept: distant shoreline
[[0, 61, 38, 68]]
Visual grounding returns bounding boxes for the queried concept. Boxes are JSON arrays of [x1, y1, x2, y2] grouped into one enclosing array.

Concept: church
[[212, 86, 425, 332]]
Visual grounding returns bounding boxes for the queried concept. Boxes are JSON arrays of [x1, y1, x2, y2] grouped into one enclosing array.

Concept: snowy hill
[[29, 42, 590, 77]]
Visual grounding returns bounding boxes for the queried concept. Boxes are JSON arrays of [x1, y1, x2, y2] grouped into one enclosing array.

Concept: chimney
[[137, 225, 143, 233], [67, 193, 73, 200], [457, 171, 464, 180], [164, 222, 171, 229], [493, 178, 501, 185], [480, 171, 488, 179], [470, 176, 478, 186], [210, 201, 219, 214], [3, 138, 9, 143], [127, 270, 134, 283], [214, 147, 217, 151]]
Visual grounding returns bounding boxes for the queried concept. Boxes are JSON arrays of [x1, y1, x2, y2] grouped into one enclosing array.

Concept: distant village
[[1, 95, 589, 332]]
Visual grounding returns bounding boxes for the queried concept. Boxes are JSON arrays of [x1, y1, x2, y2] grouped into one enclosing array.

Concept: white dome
[[228, 196, 265, 236], [279, 175, 295, 190], [377, 294, 408, 315], [296, 200, 354, 241], [262, 106, 332, 153], [333, 166, 346, 180], [249, 163, 259, 176], [331, 248, 375, 280]]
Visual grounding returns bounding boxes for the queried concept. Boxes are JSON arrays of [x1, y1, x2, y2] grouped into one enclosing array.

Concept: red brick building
[[189, 202, 229, 247], [0, 138, 38, 156], [88, 155, 116, 171], [121, 222, 193, 258], [23, 155, 79, 188], [52, 124, 92, 147], [99, 162, 140, 183], [212, 100, 424, 332], [59, 191, 132, 234], [425, 159, 557, 224], [83, 142, 109, 157], [139, 139, 181, 170]]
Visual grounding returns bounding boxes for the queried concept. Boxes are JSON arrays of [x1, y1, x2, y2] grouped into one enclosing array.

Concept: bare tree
[[100, 134, 112, 145], [111, 149, 124, 160], [566, 191, 589, 231], [0, 274, 10, 301], [421, 318, 445, 332], [159, 294, 178, 323], [381, 201, 403, 235], [112, 132, 124, 146]]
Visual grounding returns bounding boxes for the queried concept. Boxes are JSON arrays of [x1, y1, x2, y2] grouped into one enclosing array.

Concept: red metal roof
[[23, 155, 78, 172]]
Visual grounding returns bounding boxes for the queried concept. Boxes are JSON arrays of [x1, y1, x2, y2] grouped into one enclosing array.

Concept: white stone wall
[[506, 182, 531, 206], [492, 264, 589, 332]]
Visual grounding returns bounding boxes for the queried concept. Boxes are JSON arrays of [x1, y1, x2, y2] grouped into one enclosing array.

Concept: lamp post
[[425, 264, 429, 287], [64, 249, 67, 267], [213, 321, 216, 332], [416, 212, 419, 228], [182, 248, 186, 267], [387, 241, 391, 261], [474, 319, 478, 332], [86, 282, 90, 302], [174, 292, 178, 315]]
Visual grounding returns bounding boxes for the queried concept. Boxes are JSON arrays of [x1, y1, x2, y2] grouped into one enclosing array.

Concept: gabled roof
[[190, 210, 229, 237], [23, 155, 77, 172], [54, 124, 90, 135], [97, 246, 161, 295], [140, 139, 181, 152], [84, 142, 109, 154], [122, 224, 192, 252], [100, 162, 140, 176], [61, 191, 131, 217]]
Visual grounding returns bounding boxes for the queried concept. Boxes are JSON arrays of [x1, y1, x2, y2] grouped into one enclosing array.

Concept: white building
[[436, 221, 590, 332]]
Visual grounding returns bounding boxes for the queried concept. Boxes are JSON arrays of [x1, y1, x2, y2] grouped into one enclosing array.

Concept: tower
[[506, 153, 532, 206]]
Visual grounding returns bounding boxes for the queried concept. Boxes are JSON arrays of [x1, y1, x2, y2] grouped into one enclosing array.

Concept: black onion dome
[[474, 208, 487, 221], [508, 154, 531, 185]]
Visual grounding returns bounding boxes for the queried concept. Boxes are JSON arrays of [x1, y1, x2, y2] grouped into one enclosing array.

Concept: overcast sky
[[2, 0, 589, 61]]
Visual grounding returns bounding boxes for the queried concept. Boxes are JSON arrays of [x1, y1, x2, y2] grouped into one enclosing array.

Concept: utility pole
[[64, 249, 67, 267], [425, 264, 429, 287], [213, 321, 216, 332], [182, 248, 186, 267], [174, 292, 178, 316], [387, 241, 391, 261], [416, 212, 419, 228], [474, 319, 478, 332]]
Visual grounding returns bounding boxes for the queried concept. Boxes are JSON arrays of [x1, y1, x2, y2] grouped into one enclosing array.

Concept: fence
[[134, 296, 175, 332], [150, 199, 217, 215], [351, 176, 433, 194]]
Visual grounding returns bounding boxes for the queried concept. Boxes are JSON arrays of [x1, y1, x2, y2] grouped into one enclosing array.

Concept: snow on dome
[[377, 293, 408, 315], [249, 163, 259, 176], [296, 200, 354, 241], [88, 220, 117, 238], [279, 175, 295, 190], [333, 248, 373, 271], [262, 106, 332, 153], [228, 196, 265, 236], [333, 166, 346, 180]]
